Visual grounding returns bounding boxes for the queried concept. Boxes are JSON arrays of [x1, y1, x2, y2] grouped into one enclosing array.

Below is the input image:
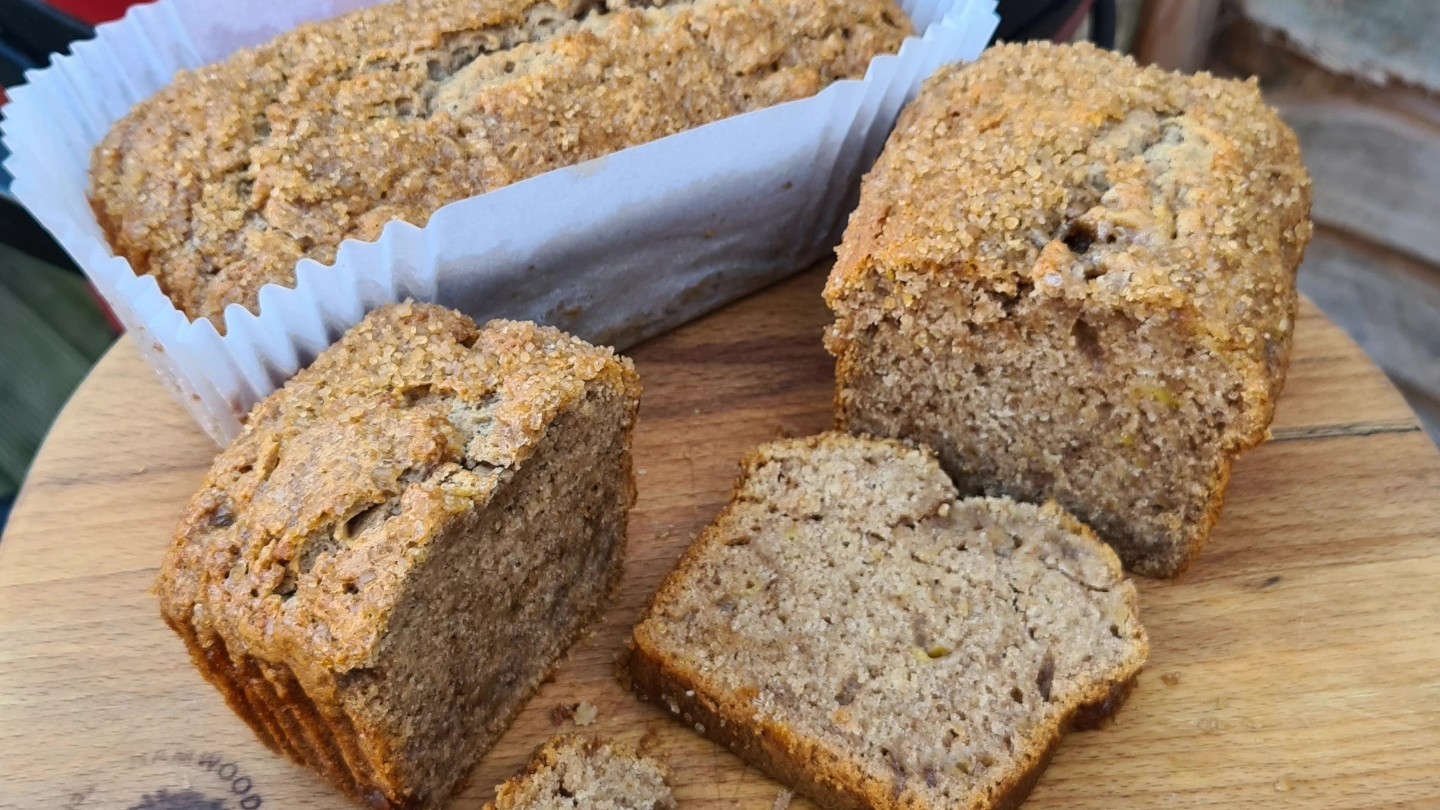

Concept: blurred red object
[[47, 0, 136, 25]]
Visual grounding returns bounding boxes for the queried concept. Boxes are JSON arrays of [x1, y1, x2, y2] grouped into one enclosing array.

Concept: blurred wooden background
[[1137, 0, 1440, 443]]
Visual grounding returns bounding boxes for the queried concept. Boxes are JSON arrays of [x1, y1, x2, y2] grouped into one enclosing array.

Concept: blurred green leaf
[[0, 243, 115, 498]]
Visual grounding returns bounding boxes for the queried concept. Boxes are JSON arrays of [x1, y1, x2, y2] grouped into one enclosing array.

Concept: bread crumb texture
[[629, 432, 1148, 810], [90, 0, 911, 325], [156, 301, 641, 808], [486, 735, 675, 810], [825, 42, 1312, 577], [573, 701, 599, 726]]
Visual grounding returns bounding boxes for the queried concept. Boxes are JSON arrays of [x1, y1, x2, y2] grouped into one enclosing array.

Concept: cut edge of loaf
[[623, 432, 1148, 810], [827, 273, 1258, 577]]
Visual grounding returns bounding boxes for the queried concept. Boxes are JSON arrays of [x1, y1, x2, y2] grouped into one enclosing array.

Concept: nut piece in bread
[[627, 432, 1148, 810], [825, 42, 1313, 577], [156, 302, 641, 809]]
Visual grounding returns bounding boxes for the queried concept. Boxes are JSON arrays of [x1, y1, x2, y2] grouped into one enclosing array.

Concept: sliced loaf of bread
[[487, 735, 675, 810], [626, 432, 1147, 810], [156, 302, 641, 808], [824, 42, 1312, 577]]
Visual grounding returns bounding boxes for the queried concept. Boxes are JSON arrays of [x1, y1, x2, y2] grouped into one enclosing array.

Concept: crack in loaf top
[[89, 0, 911, 328], [826, 42, 1312, 372], [155, 301, 639, 681]]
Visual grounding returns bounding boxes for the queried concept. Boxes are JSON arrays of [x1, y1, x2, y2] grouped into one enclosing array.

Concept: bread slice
[[486, 735, 675, 810], [824, 42, 1312, 577], [626, 433, 1147, 810], [156, 302, 641, 809]]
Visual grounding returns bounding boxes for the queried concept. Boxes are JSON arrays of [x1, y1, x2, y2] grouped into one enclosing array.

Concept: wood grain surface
[[2, 264, 1439, 810]]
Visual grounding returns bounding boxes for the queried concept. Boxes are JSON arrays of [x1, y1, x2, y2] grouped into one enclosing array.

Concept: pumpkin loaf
[[486, 735, 675, 810], [825, 42, 1313, 577], [89, 0, 911, 327], [156, 302, 641, 809], [626, 433, 1148, 810]]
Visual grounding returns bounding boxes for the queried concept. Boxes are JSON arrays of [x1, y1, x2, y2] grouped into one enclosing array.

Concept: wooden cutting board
[[2, 264, 1438, 810]]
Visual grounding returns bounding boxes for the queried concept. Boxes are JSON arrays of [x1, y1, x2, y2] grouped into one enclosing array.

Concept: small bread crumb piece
[[550, 703, 578, 725], [773, 789, 794, 810], [574, 701, 598, 726]]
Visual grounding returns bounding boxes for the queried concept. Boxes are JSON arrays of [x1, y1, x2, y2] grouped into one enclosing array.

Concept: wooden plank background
[[1206, 0, 1440, 445]]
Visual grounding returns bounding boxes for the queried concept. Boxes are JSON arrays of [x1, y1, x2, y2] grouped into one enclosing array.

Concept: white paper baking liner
[[4, 0, 997, 444]]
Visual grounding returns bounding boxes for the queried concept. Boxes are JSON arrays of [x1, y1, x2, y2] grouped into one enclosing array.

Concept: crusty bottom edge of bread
[[622, 646, 1139, 810]]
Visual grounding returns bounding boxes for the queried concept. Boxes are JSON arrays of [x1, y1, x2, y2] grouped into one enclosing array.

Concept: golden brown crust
[[625, 432, 1148, 810], [825, 41, 1311, 441], [90, 0, 910, 326]]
